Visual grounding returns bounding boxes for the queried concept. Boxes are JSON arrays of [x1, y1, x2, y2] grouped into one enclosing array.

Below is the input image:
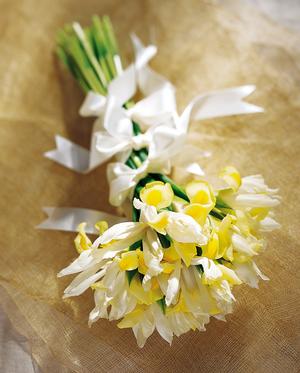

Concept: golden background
[[0, 0, 299, 371]]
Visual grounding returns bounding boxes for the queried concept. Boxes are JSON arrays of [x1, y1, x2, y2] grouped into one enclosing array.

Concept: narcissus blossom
[[59, 166, 280, 347]]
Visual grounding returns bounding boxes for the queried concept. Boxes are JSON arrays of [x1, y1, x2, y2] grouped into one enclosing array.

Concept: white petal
[[253, 262, 269, 281], [232, 233, 257, 256], [133, 309, 155, 348], [142, 230, 164, 290], [92, 222, 145, 247], [241, 175, 278, 194], [232, 261, 267, 288], [259, 217, 281, 232], [224, 193, 280, 208], [63, 264, 107, 298], [89, 289, 111, 325], [165, 261, 181, 306], [58, 248, 97, 277], [166, 212, 207, 245], [152, 304, 173, 345], [191, 257, 222, 282]]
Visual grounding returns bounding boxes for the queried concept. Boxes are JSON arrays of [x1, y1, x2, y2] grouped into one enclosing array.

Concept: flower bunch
[[59, 167, 280, 347], [53, 16, 280, 347]]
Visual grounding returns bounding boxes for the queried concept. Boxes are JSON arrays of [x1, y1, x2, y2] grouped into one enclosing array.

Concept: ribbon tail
[[37, 207, 126, 234], [44, 135, 92, 173], [192, 85, 263, 120], [179, 85, 263, 132]]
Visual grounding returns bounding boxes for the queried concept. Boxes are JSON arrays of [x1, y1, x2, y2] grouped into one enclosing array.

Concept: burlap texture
[[0, 0, 299, 371]]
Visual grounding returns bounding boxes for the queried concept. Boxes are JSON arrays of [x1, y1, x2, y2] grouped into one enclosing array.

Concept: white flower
[[134, 198, 208, 245], [240, 175, 278, 195], [232, 261, 269, 289], [219, 170, 280, 210], [166, 211, 207, 245]]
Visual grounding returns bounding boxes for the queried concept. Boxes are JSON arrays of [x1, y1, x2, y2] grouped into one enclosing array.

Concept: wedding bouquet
[[40, 16, 280, 347]]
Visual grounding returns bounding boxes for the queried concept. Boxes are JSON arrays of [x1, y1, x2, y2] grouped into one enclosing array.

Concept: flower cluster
[[59, 166, 280, 347]]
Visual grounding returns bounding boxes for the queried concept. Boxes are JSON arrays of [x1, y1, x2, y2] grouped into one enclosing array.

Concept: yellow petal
[[148, 211, 168, 234], [151, 287, 164, 303], [117, 306, 145, 328], [129, 274, 152, 304], [220, 166, 241, 192], [203, 231, 219, 259], [151, 277, 160, 290], [140, 181, 174, 209], [163, 244, 181, 262], [185, 180, 216, 211], [217, 215, 233, 258], [119, 251, 139, 271], [90, 281, 105, 290], [161, 262, 175, 274], [74, 222, 92, 253], [249, 207, 269, 221], [94, 220, 108, 234], [218, 264, 242, 285], [136, 249, 148, 275], [129, 274, 163, 305], [184, 203, 210, 226], [167, 293, 189, 314], [174, 242, 197, 267]]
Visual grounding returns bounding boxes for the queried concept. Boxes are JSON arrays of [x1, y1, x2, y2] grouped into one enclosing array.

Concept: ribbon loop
[[79, 92, 107, 117], [131, 133, 150, 150]]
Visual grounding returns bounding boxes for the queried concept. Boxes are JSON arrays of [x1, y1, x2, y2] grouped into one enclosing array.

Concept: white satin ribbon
[[37, 207, 126, 234], [177, 85, 263, 133]]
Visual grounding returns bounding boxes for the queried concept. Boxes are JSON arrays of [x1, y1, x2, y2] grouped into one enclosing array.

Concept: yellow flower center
[[194, 190, 210, 204], [119, 251, 139, 271], [185, 180, 216, 211], [145, 189, 162, 206], [140, 181, 174, 209]]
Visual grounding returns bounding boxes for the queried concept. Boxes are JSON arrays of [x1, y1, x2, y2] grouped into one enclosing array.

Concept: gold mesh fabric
[[0, 0, 299, 371]]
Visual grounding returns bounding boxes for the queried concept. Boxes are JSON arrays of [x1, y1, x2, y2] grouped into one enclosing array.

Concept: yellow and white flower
[[218, 167, 280, 210], [140, 181, 174, 209], [59, 168, 279, 347]]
